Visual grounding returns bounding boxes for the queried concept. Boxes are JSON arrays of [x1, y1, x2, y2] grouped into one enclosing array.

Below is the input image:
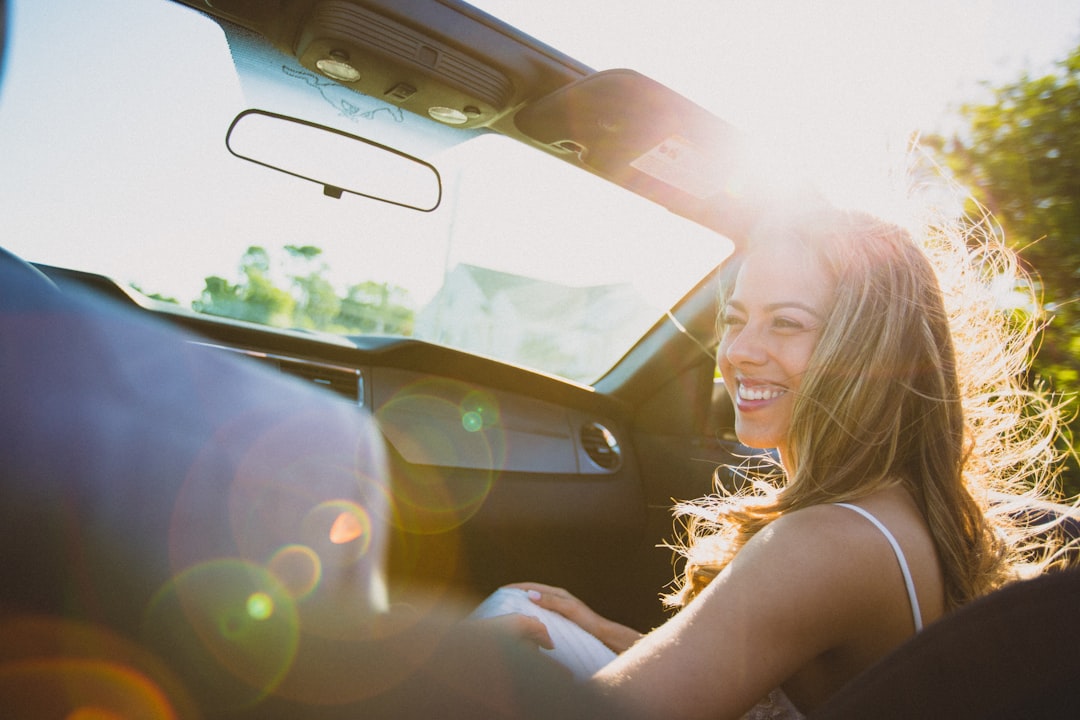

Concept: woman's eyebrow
[[765, 301, 823, 317], [728, 299, 824, 318]]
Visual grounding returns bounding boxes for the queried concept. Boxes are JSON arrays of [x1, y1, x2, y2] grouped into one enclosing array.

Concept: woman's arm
[[586, 506, 893, 720]]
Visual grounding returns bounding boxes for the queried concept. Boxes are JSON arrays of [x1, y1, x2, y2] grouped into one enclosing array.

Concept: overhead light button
[[385, 83, 417, 102]]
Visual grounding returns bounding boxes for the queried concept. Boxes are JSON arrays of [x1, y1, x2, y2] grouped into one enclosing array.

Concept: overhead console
[[295, 0, 514, 129]]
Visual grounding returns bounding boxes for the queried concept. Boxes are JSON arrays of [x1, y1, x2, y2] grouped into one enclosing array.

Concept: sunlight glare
[[329, 510, 366, 545]]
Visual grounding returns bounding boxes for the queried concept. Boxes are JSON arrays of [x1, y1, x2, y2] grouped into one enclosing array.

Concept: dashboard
[[34, 261, 663, 626]]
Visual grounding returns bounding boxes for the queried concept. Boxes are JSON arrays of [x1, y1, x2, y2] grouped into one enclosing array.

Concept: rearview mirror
[[226, 109, 442, 211]]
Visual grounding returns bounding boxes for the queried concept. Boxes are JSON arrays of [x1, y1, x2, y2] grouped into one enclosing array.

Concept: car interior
[[4, 0, 780, 633], [1, 1, 1076, 718]]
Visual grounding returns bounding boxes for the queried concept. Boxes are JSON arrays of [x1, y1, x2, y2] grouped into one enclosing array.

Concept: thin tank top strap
[[833, 502, 924, 632]]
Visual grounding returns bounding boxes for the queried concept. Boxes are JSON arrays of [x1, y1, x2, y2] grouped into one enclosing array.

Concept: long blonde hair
[[666, 205, 1070, 612]]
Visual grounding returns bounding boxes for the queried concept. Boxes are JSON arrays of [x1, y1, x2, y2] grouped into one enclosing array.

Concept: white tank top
[[833, 502, 923, 631], [742, 503, 924, 720]]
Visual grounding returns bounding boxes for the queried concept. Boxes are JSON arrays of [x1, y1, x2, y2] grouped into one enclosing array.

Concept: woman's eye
[[719, 314, 745, 328], [773, 317, 804, 330]]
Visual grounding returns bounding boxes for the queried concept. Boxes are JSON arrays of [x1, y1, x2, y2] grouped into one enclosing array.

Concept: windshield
[[0, 0, 731, 383]]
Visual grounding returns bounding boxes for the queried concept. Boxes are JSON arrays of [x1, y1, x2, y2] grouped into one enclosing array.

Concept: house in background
[[415, 264, 660, 382]]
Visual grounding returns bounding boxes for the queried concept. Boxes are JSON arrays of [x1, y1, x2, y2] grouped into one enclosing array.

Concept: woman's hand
[[503, 582, 643, 653], [464, 612, 554, 650]]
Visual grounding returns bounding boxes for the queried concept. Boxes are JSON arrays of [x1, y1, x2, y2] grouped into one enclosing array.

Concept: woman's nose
[[722, 325, 767, 366]]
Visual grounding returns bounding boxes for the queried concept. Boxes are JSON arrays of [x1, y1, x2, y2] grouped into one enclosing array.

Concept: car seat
[[810, 567, 1080, 719]]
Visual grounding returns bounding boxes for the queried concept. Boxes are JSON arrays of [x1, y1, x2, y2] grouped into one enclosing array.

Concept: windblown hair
[[666, 204, 1070, 612]]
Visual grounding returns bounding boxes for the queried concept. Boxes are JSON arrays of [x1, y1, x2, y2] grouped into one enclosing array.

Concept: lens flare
[[302, 500, 373, 564], [0, 659, 176, 720], [267, 544, 322, 600], [329, 510, 365, 544], [68, 708, 127, 720], [0, 616, 196, 719], [461, 410, 484, 432], [170, 404, 389, 584], [246, 592, 274, 621], [375, 379, 503, 534], [142, 559, 299, 710], [461, 389, 499, 427]]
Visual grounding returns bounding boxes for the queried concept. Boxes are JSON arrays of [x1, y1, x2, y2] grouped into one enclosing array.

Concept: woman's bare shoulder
[[730, 500, 924, 621], [742, 502, 895, 562], [743, 495, 941, 634], [760, 489, 930, 550]]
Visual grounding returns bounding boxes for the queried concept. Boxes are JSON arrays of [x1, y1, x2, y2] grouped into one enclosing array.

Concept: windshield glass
[[0, 0, 731, 383]]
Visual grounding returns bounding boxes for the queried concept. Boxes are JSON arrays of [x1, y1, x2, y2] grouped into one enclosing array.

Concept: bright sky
[[0, 0, 726, 308], [2, 0, 1079, 305], [477, 0, 1080, 220]]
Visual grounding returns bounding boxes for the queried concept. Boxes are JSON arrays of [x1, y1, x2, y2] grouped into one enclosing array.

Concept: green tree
[[284, 245, 341, 330], [193, 246, 296, 326], [338, 280, 414, 335], [131, 284, 178, 305], [930, 45, 1080, 496], [191, 245, 415, 337]]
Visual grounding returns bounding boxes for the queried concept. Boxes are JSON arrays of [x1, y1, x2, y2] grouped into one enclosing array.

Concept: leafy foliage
[[930, 45, 1080, 496], [193, 245, 413, 336]]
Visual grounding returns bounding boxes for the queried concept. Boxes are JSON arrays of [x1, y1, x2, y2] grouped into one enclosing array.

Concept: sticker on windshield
[[630, 135, 720, 200], [220, 20, 477, 157]]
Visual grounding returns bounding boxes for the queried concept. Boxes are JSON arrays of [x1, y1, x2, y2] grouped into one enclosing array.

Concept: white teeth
[[738, 384, 785, 401]]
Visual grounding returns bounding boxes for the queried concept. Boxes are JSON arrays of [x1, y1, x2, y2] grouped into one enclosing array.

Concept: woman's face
[[717, 240, 833, 466]]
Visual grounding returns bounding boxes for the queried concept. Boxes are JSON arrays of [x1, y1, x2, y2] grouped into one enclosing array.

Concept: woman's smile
[[734, 379, 789, 406]]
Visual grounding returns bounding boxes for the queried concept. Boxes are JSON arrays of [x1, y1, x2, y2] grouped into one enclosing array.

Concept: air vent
[[192, 343, 363, 406], [276, 357, 362, 404], [580, 422, 622, 471]]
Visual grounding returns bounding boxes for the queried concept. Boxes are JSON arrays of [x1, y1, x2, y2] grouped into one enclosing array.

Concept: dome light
[[316, 53, 361, 83], [427, 106, 469, 125]]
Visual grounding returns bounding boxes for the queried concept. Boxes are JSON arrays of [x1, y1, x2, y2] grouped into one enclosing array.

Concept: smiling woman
[[486, 201, 1073, 718]]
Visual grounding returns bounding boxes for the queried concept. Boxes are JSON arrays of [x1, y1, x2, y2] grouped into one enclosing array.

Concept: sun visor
[[220, 20, 481, 160], [514, 69, 774, 244]]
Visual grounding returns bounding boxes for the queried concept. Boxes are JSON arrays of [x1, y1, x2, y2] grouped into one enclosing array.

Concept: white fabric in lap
[[470, 587, 617, 680]]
